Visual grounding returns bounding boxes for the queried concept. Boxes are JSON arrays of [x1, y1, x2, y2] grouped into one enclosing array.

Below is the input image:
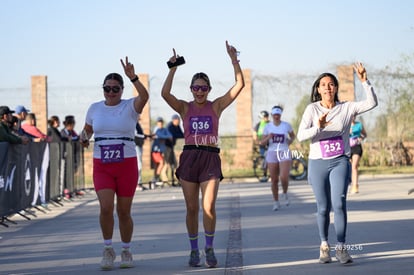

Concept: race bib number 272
[[100, 144, 124, 163]]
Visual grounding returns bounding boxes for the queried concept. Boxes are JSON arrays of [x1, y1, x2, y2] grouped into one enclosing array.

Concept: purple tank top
[[183, 101, 219, 146]]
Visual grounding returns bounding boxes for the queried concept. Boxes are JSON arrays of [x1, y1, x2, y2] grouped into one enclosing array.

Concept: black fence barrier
[[0, 141, 85, 219]]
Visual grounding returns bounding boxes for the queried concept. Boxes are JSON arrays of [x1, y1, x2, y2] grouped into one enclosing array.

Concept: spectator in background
[[164, 114, 184, 186], [134, 118, 146, 190], [9, 116, 19, 135], [13, 105, 34, 138], [0, 106, 29, 144], [61, 115, 79, 141], [253, 110, 270, 157], [47, 115, 63, 142], [21, 113, 48, 142], [150, 117, 173, 186]]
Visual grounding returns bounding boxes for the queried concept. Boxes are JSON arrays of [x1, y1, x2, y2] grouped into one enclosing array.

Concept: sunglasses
[[103, 86, 122, 93], [190, 85, 209, 92]]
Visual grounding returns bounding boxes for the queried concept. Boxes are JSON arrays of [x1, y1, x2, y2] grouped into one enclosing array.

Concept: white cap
[[271, 107, 283, 115]]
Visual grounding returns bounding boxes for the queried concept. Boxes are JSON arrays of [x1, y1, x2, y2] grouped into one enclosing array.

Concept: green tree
[[372, 53, 414, 142], [291, 94, 310, 133]]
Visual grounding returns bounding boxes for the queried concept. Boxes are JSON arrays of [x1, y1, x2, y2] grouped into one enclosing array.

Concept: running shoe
[[272, 201, 280, 211], [188, 250, 201, 267], [120, 248, 134, 268], [319, 244, 331, 264], [281, 193, 290, 206], [100, 246, 116, 270], [335, 246, 353, 264], [204, 247, 218, 268], [350, 185, 359, 194]]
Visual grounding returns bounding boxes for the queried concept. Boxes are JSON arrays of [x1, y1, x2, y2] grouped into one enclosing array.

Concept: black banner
[[0, 141, 85, 217]]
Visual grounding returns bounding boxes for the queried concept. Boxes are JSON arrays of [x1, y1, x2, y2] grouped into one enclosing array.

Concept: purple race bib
[[100, 144, 124, 163], [349, 137, 360, 147], [189, 116, 212, 135], [319, 136, 344, 158], [272, 134, 285, 143]]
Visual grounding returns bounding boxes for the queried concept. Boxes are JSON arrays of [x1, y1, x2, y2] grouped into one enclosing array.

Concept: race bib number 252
[[319, 136, 344, 158]]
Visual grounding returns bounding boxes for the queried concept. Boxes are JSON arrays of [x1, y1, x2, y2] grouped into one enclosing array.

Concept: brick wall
[[31, 76, 48, 134], [337, 65, 355, 102]]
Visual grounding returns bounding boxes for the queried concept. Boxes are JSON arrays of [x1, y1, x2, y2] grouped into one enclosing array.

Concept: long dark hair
[[310, 72, 339, 103], [48, 115, 59, 128]]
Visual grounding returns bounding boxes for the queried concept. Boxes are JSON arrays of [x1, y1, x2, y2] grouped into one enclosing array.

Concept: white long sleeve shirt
[[297, 80, 377, 160]]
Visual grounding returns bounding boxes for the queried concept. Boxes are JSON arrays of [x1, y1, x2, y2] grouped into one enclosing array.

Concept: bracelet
[[232, 60, 240, 64], [130, 75, 139, 83]]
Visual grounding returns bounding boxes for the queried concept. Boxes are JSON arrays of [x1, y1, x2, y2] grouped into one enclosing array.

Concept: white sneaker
[[335, 245, 353, 264], [120, 248, 134, 268], [272, 201, 280, 211], [281, 193, 290, 206], [101, 246, 116, 270], [155, 181, 164, 186], [319, 244, 331, 263]]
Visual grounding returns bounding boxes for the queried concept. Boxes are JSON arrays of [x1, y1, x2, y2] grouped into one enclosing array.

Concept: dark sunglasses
[[103, 85, 122, 93], [190, 85, 209, 92]]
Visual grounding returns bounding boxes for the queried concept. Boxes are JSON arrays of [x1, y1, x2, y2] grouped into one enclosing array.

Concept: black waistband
[[183, 145, 220, 153], [95, 137, 134, 142]]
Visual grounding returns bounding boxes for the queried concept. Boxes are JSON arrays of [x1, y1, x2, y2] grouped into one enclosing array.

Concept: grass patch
[[360, 165, 414, 175]]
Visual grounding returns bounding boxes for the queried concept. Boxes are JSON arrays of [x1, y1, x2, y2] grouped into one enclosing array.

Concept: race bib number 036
[[319, 136, 344, 158], [100, 144, 125, 163], [189, 116, 213, 135]]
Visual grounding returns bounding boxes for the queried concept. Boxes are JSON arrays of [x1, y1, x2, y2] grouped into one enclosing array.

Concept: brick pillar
[[133, 74, 151, 170], [234, 69, 253, 168], [31, 76, 48, 133], [337, 65, 355, 102]]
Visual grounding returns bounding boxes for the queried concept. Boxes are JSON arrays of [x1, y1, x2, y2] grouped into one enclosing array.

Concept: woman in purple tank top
[[161, 41, 245, 268]]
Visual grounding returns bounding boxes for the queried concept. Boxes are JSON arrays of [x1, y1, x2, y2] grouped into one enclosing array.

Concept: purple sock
[[189, 234, 198, 251], [205, 231, 215, 249], [104, 239, 112, 247]]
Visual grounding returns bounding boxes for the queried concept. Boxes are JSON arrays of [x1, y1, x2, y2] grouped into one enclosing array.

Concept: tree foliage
[[371, 53, 414, 141]]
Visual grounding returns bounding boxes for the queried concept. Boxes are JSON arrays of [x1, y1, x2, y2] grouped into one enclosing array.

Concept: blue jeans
[[308, 155, 350, 243]]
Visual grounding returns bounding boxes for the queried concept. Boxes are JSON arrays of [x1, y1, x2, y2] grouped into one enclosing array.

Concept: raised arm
[[213, 41, 245, 116], [161, 49, 188, 116], [352, 62, 378, 115], [121, 56, 149, 114]]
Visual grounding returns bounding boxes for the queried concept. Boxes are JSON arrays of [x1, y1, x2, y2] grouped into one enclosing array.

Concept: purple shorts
[[175, 145, 223, 183]]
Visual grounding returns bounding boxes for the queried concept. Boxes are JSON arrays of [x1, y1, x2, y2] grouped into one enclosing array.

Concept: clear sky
[[1, 0, 413, 134]]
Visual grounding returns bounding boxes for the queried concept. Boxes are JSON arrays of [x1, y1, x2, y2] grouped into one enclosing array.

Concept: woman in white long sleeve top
[[297, 62, 377, 265]]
